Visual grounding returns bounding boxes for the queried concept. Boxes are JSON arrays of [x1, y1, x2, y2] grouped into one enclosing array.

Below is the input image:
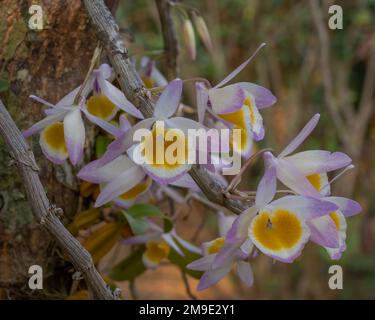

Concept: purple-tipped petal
[[267, 195, 338, 220], [226, 206, 259, 244], [284, 150, 352, 175], [99, 63, 112, 79], [55, 86, 81, 108], [154, 78, 183, 118], [187, 255, 215, 271], [142, 163, 192, 186], [196, 82, 209, 123], [276, 158, 322, 197], [197, 265, 232, 291], [63, 109, 85, 165], [78, 155, 135, 184], [212, 243, 238, 269], [119, 114, 131, 133], [95, 165, 146, 207], [218, 212, 237, 237], [23, 111, 68, 138], [107, 117, 156, 158], [81, 107, 122, 137], [279, 114, 320, 158], [214, 43, 266, 89], [238, 82, 277, 109], [236, 261, 254, 287], [308, 215, 340, 248], [324, 197, 362, 217], [208, 84, 246, 115], [255, 163, 277, 207], [170, 174, 200, 191], [165, 117, 207, 135], [100, 79, 144, 119], [29, 95, 56, 109]]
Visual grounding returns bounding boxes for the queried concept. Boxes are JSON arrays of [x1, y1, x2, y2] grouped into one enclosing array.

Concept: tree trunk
[[0, 0, 96, 299]]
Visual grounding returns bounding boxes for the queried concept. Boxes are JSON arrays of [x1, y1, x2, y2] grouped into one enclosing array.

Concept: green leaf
[[108, 246, 146, 281], [0, 79, 10, 92], [127, 203, 164, 219], [163, 216, 174, 233], [95, 135, 112, 158], [168, 238, 203, 279], [122, 211, 149, 235]]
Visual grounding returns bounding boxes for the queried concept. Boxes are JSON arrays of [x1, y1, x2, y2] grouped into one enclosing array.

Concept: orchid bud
[[192, 12, 213, 54], [182, 18, 196, 60]]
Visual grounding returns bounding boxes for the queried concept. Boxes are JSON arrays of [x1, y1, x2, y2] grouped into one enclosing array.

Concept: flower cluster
[[24, 49, 361, 291], [188, 114, 361, 290]]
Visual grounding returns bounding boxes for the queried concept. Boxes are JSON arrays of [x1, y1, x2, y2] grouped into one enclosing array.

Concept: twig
[[155, 0, 179, 80], [129, 279, 139, 300], [225, 148, 272, 193], [0, 100, 115, 300], [83, 0, 252, 214], [180, 270, 198, 300]]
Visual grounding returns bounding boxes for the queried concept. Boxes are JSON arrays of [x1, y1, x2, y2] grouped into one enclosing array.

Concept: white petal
[[64, 109, 85, 165], [154, 79, 183, 118], [95, 165, 146, 207], [236, 261, 254, 287]]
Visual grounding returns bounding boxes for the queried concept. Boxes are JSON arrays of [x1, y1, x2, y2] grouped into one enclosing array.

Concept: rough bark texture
[[0, 0, 96, 298]]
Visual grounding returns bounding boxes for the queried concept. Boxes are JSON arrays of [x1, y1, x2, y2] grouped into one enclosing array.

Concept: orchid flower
[[196, 46, 277, 157], [225, 165, 338, 263], [23, 64, 143, 165], [139, 57, 168, 88], [77, 114, 200, 208], [90, 78, 206, 185], [308, 195, 361, 260], [188, 212, 254, 290], [123, 220, 200, 269], [293, 164, 361, 259], [262, 114, 352, 198]]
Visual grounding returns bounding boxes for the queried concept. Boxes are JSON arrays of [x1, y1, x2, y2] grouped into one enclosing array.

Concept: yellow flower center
[[330, 211, 340, 230], [252, 209, 303, 251], [306, 173, 321, 191], [41, 122, 67, 152], [87, 94, 117, 120], [144, 240, 170, 263], [207, 237, 225, 255], [142, 124, 188, 168], [218, 97, 254, 129], [142, 76, 155, 89], [118, 177, 151, 200]]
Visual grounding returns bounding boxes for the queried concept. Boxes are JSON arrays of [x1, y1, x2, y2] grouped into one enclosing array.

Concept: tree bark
[[0, 0, 97, 298]]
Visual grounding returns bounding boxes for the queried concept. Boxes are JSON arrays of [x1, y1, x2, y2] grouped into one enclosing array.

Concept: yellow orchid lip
[[217, 94, 262, 157], [115, 176, 152, 207], [306, 173, 329, 195], [136, 123, 192, 182], [39, 121, 68, 163], [205, 237, 225, 255], [86, 94, 118, 121], [250, 209, 309, 263], [141, 125, 189, 167], [142, 239, 171, 269]]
